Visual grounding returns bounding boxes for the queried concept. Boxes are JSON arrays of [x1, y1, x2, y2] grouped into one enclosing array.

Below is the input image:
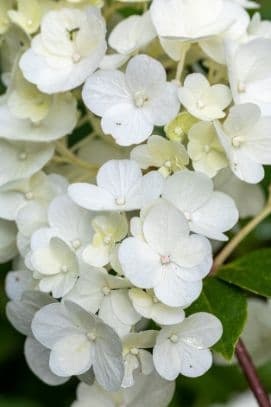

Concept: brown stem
[[235, 340, 270, 407]]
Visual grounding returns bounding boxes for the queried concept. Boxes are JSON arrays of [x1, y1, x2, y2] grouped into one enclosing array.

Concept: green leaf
[[187, 278, 247, 360], [217, 248, 271, 297]]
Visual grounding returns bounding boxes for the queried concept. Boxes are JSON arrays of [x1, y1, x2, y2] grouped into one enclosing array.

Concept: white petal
[[99, 295, 131, 337], [111, 289, 140, 325], [31, 302, 79, 349], [68, 183, 115, 211], [94, 319, 124, 391], [191, 192, 239, 240], [178, 312, 223, 348], [124, 371, 175, 407], [101, 103, 153, 146], [0, 140, 54, 187], [24, 337, 69, 386], [172, 235, 212, 271], [162, 170, 213, 213], [178, 344, 213, 378], [153, 339, 182, 380], [50, 334, 93, 376], [82, 70, 130, 116], [119, 237, 161, 288], [125, 54, 166, 94], [129, 288, 185, 325], [154, 265, 202, 307], [109, 12, 156, 55], [5, 269, 33, 301], [65, 266, 105, 313], [83, 244, 110, 267], [48, 194, 94, 245], [143, 200, 189, 254]]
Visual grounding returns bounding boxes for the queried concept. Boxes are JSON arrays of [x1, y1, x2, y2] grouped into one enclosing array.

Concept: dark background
[[1, 1, 271, 406]]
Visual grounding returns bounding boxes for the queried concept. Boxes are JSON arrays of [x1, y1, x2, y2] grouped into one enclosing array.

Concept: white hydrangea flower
[[150, 0, 240, 41], [214, 103, 271, 183], [122, 331, 157, 388], [188, 121, 228, 177], [29, 235, 80, 298], [130, 135, 189, 176], [83, 212, 128, 267], [6, 290, 69, 386], [0, 83, 78, 141], [24, 336, 70, 386], [45, 194, 94, 256], [72, 372, 175, 407], [6, 290, 56, 337], [0, 219, 18, 263], [226, 38, 271, 115], [0, 172, 66, 221], [82, 55, 180, 146], [8, 0, 42, 34], [129, 288, 185, 325], [214, 168, 265, 218], [31, 301, 124, 390], [20, 7, 107, 93], [0, 140, 54, 186], [65, 266, 140, 336], [119, 200, 212, 307], [153, 312, 223, 380], [162, 170, 239, 240], [15, 174, 68, 256], [108, 11, 156, 59], [178, 74, 232, 121], [68, 160, 164, 212]]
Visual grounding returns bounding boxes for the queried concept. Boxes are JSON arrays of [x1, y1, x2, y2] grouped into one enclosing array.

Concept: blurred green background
[[1, 1, 271, 406]]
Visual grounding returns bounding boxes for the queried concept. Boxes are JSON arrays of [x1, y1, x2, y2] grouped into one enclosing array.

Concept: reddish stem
[[235, 339, 271, 407]]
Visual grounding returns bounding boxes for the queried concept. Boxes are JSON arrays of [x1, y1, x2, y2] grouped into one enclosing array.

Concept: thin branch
[[210, 200, 271, 275], [209, 191, 271, 406], [236, 340, 271, 407]]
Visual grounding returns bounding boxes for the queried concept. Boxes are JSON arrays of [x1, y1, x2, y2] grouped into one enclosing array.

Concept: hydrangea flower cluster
[[1, 0, 270, 405]]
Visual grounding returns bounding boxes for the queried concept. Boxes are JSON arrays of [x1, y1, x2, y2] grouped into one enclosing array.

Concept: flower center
[[72, 239, 81, 250], [184, 211, 192, 221], [61, 265, 68, 273], [130, 347, 139, 356], [19, 152, 27, 160], [197, 99, 205, 110], [72, 52, 81, 63], [160, 255, 171, 265], [204, 144, 210, 153], [115, 196, 126, 206], [87, 332, 96, 342], [238, 81, 246, 93], [134, 90, 149, 108], [102, 286, 111, 296], [174, 126, 184, 136], [170, 334, 179, 343], [103, 234, 112, 245], [164, 160, 172, 169], [24, 191, 33, 200], [232, 136, 244, 148]]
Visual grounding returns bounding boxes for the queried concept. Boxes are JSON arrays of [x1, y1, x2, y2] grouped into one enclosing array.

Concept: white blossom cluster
[[0, 0, 270, 405]]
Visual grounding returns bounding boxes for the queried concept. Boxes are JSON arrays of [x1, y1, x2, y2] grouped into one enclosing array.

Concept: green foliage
[[187, 278, 247, 360], [218, 249, 271, 297]]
